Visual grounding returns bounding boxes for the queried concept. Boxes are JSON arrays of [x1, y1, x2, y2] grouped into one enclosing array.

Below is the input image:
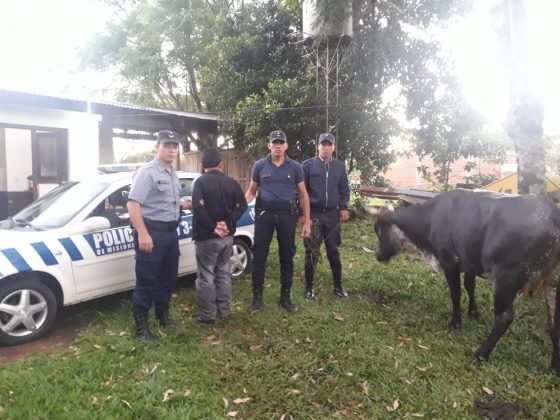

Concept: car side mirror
[[70, 216, 111, 235]]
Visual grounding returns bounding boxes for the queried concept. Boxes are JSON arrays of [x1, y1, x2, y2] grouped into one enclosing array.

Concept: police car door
[[70, 187, 136, 298], [177, 176, 196, 274]]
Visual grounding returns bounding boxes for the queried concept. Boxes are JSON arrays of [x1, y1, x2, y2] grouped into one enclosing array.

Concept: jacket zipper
[[325, 161, 329, 212]]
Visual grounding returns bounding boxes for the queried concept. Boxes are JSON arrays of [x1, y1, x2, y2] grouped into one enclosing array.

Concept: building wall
[[384, 151, 518, 189], [0, 103, 101, 183]]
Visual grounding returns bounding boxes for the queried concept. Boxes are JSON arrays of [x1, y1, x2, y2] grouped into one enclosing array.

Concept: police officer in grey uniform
[[245, 130, 312, 313], [127, 130, 190, 342]]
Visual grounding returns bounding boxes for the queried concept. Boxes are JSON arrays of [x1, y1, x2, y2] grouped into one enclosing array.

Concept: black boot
[[280, 287, 298, 313], [246, 290, 263, 314], [155, 307, 181, 329], [134, 312, 157, 342]]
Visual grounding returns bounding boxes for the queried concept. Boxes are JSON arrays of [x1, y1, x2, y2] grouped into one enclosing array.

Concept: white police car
[[0, 172, 254, 345]]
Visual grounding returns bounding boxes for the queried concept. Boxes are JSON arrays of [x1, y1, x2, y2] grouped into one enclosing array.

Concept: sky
[[0, 0, 116, 98], [0, 0, 559, 135], [442, 0, 560, 135]]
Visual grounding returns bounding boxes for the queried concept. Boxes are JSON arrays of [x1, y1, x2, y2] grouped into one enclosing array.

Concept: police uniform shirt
[[302, 156, 350, 211], [251, 154, 303, 204], [128, 159, 181, 222]]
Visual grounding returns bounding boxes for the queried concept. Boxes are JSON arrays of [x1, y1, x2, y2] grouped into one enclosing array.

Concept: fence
[[182, 149, 253, 191]]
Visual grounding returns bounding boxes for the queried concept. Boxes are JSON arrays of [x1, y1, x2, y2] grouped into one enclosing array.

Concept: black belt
[[311, 206, 338, 213], [143, 218, 179, 232], [260, 203, 291, 211]]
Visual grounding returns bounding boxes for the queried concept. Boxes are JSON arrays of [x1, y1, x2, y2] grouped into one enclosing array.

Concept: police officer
[[127, 129, 190, 342], [192, 147, 247, 324], [245, 130, 311, 314], [302, 133, 351, 300]]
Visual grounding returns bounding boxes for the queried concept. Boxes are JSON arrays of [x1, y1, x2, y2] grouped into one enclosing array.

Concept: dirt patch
[[358, 289, 400, 306], [0, 291, 135, 364], [0, 308, 90, 364], [474, 394, 525, 419]]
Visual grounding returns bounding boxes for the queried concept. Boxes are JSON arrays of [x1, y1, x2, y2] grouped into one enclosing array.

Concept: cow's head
[[373, 206, 402, 262]]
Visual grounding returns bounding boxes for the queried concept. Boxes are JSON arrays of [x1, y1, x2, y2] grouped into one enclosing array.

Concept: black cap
[[319, 133, 335, 144], [156, 130, 179, 144], [201, 147, 222, 168], [269, 130, 287, 143]]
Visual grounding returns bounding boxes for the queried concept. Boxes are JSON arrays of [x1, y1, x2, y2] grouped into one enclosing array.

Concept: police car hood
[[0, 228, 54, 248]]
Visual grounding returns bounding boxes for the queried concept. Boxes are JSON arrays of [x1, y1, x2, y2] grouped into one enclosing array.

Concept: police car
[[0, 172, 255, 345]]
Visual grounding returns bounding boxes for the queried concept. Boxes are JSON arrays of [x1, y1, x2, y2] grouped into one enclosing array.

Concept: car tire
[[0, 276, 58, 346], [231, 238, 252, 278]]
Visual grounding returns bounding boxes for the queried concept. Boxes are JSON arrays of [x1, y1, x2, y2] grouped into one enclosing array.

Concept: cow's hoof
[[474, 350, 488, 362], [447, 320, 462, 330], [468, 309, 480, 320]]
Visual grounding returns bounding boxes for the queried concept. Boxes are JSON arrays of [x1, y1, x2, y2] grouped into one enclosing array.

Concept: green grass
[[1, 218, 559, 418]]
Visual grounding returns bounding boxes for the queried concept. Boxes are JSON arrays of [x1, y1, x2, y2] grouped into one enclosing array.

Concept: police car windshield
[[12, 181, 109, 229]]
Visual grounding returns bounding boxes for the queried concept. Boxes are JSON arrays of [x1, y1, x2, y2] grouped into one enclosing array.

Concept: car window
[[180, 177, 195, 199], [89, 186, 131, 228], [179, 177, 196, 214], [12, 181, 109, 229]]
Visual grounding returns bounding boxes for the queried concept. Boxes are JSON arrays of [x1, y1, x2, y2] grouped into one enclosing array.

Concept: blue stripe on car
[[58, 238, 84, 261], [1, 248, 32, 272], [31, 242, 58, 266], [237, 205, 255, 228]]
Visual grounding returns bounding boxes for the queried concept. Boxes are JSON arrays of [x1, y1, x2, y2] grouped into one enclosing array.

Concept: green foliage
[[1, 219, 559, 418], [84, 0, 504, 187], [464, 173, 499, 189], [544, 135, 560, 175]]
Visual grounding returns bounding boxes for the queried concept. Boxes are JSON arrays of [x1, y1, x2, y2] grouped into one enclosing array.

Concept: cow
[[373, 189, 560, 373]]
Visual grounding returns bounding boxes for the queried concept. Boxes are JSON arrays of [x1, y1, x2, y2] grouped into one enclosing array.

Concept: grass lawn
[[0, 217, 559, 418]]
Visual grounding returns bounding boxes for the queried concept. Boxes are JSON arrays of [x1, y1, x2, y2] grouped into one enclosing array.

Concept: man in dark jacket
[[302, 133, 351, 300], [192, 147, 247, 324]]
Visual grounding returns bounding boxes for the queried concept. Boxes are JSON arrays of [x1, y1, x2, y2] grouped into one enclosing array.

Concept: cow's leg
[[464, 272, 479, 319], [444, 268, 462, 329], [474, 271, 522, 361], [546, 286, 560, 374]]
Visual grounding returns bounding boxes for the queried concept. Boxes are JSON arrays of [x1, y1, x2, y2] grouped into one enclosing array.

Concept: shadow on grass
[[474, 393, 525, 419], [357, 288, 401, 306]]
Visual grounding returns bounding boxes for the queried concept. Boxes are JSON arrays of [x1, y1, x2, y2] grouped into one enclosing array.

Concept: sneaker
[[304, 288, 315, 300], [191, 315, 215, 325], [333, 287, 348, 299]]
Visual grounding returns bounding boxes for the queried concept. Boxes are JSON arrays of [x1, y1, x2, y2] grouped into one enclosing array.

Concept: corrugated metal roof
[[0, 88, 218, 122]]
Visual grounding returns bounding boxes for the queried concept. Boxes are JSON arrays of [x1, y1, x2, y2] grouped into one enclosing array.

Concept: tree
[[311, 0, 507, 187], [84, 0, 497, 187], [502, 0, 546, 195]]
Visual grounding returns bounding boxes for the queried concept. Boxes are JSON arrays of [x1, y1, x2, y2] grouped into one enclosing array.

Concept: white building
[[0, 89, 217, 219]]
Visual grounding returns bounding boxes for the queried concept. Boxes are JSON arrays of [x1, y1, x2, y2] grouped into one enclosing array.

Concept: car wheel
[[231, 238, 252, 278], [0, 277, 57, 345]]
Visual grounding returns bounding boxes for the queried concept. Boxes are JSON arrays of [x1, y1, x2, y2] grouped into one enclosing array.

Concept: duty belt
[[143, 218, 179, 232], [260, 203, 291, 211], [311, 206, 338, 213]]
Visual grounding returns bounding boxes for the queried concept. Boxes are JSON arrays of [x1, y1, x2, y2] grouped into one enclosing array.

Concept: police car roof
[[86, 171, 200, 184]]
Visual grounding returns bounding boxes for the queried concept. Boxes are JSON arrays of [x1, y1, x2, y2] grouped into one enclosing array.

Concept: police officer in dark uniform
[[245, 130, 311, 314], [127, 130, 190, 342], [302, 133, 351, 300]]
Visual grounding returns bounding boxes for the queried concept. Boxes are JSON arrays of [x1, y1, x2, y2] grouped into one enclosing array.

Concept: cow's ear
[[378, 206, 391, 218]]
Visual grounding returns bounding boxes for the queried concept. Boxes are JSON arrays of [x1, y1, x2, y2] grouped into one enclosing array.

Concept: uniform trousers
[[195, 236, 233, 320], [304, 209, 342, 289], [132, 225, 179, 315], [252, 209, 297, 292]]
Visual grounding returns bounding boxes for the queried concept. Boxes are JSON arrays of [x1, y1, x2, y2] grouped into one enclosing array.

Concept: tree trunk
[[507, 94, 546, 195], [506, 0, 546, 195]]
